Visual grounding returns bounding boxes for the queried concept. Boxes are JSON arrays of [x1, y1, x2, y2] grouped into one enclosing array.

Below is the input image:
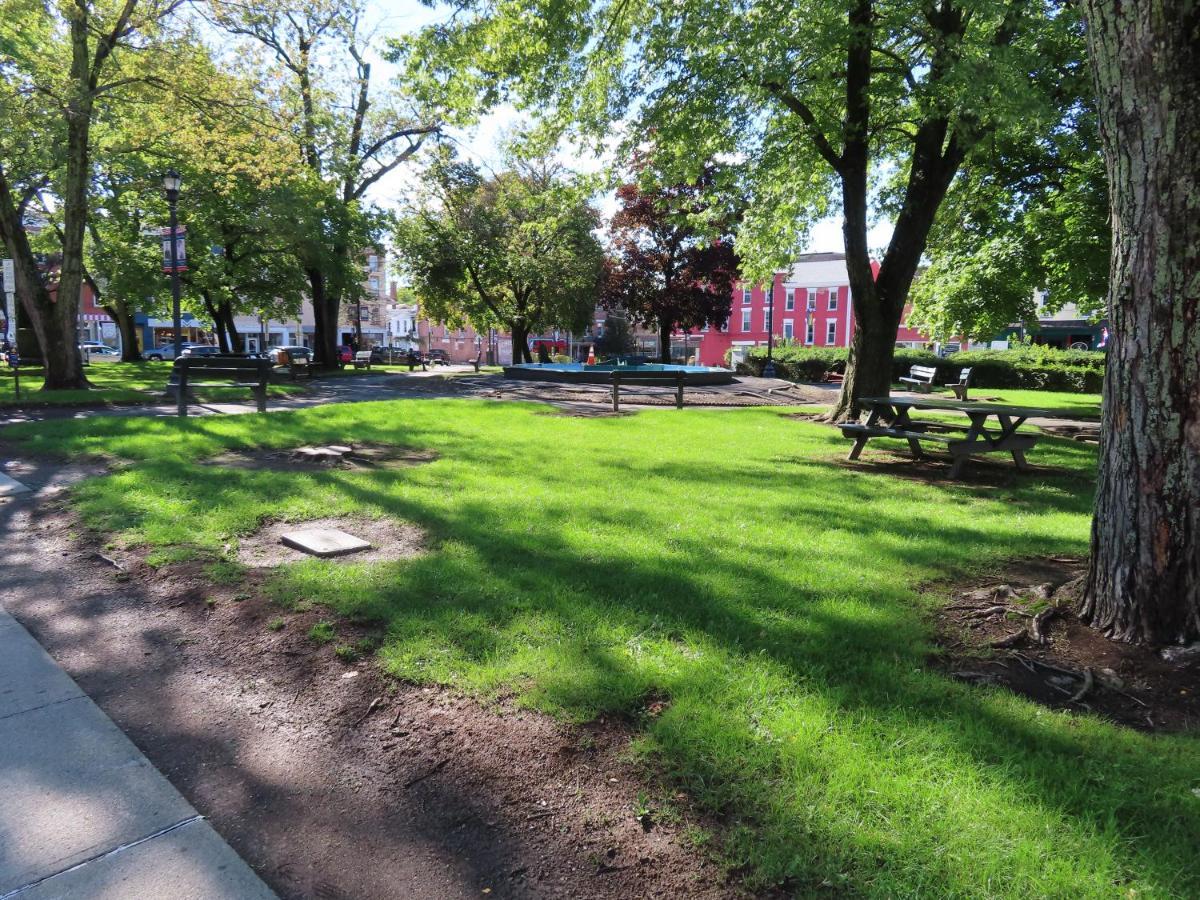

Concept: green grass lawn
[[6, 401, 1195, 897], [0, 361, 308, 406]]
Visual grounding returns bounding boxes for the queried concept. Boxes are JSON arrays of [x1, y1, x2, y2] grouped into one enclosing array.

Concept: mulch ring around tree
[[931, 557, 1200, 731], [204, 442, 438, 472]]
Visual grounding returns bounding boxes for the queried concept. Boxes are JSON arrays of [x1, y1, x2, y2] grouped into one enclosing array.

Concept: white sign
[[1, 258, 13, 292]]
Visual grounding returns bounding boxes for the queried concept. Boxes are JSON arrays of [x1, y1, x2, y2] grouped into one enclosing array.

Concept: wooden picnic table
[[840, 396, 1080, 479]]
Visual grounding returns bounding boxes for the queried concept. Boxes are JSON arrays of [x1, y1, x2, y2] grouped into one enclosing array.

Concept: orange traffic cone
[[586, 346, 596, 366]]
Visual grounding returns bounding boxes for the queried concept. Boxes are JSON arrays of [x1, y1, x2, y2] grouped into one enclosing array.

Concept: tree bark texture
[[658, 316, 672, 363], [1079, 0, 1200, 644], [308, 267, 340, 368], [103, 300, 141, 362]]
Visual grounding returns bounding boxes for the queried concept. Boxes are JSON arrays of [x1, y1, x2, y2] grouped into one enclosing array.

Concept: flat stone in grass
[[280, 527, 371, 558]]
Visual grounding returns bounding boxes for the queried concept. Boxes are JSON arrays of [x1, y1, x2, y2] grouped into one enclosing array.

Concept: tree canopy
[[602, 178, 739, 362], [396, 153, 604, 363]]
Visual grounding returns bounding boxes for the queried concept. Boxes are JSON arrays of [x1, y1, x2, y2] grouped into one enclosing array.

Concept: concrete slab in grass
[[0, 619, 84, 719], [0, 471, 31, 497], [14, 817, 277, 900], [0, 698, 197, 894], [279, 527, 371, 558]]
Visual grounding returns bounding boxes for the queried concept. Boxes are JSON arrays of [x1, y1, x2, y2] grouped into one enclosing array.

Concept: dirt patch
[[236, 515, 426, 568], [932, 557, 1200, 731], [1, 499, 742, 899], [206, 443, 437, 472]]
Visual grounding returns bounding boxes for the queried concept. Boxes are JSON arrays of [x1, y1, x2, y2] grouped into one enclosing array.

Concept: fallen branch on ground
[[92, 550, 124, 571], [353, 696, 382, 727]]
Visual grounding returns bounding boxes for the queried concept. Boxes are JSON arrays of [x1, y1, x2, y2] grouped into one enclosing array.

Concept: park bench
[[610, 369, 688, 412], [352, 350, 373, 370], [946, 366, 972, 400], [166, 355, 273, 418], [898, 365, 937, 392], [471, 350, 483, 372], [840, 396, 1051, 479]]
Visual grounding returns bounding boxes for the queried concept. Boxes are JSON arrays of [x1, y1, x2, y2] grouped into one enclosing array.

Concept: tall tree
[[1077, 0, 1198, 645], [396, 155, 604, 362], [0, 0, 184, 388], [396, 0, 1084, 419], [210, 0, 440, 368], [603, 180, 738, 362]]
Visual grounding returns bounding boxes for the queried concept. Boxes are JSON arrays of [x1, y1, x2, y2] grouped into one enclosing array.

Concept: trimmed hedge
[[737, 345, 1106, 392]]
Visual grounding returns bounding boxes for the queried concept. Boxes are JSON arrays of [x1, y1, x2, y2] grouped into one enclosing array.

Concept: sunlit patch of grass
[[7, 397, 1197, 898], [0, 360, 307, 407]]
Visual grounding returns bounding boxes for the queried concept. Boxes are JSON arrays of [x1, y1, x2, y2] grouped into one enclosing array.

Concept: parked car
[[266, 345, 311, 365], [142, 342, 200, 361], [79, 343, 119, 360], [179, 345, 223, 358], [337, 345, 354, 364], [425, 349, 451, 366]]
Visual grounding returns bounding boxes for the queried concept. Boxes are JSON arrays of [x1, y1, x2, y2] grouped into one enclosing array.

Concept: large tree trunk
[[220, 303, 240, 352], [37, 15, 96, 391], [201, 291, 228, 352], [657, 317, 672, 363], [308, 267, 340, 368], [103, 301, 141, 362], [510, 322, 531, 363], [0, 168, 83, 383], [1078, 0, 1199, 645]]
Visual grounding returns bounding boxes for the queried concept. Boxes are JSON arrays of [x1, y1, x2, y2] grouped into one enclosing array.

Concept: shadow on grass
[[7, 400, 1196, 896]]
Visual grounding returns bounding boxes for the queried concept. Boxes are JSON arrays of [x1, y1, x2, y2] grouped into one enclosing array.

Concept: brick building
[[690, 252, 933, 366]]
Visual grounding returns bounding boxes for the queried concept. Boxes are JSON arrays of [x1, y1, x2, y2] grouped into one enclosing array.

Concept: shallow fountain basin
[[503, 362, 736, 386]]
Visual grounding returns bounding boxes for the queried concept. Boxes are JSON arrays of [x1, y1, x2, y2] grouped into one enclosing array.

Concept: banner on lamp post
[[160, 226, 188, 272]]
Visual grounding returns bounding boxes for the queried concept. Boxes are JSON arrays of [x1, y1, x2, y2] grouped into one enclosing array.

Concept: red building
[[691, 252, 933, 366]]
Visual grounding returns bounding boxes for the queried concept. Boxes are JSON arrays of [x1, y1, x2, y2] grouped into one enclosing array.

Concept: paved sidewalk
[[0, 605, 276, 900]]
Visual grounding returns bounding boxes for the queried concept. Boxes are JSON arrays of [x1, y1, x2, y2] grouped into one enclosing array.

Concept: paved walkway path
[[0, 589, 276, 899]]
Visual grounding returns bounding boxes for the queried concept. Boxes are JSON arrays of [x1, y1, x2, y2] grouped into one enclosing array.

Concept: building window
[[826, 320, 837, 345], [828, 288, 839, 311], [742, 286, 752, 305], [763, 310, 771, 332], [785, 288, 795, 311], [741, 309, 751, 332], [701, 324, 709, 333], [368, 255, 379, 271], [783, 319, 794, 340], [806, 318, 815, 344], [807, 289, 817, 311]]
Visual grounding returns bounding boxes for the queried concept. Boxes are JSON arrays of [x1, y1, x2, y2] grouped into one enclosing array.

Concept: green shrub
[[739, 345, 1106, 391]]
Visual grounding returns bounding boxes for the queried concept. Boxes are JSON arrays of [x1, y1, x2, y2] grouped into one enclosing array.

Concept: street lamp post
[[763, 278, 776, 378], [162, 171, 183, 354]]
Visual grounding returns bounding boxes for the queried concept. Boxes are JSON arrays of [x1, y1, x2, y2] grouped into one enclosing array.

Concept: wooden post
[[611, 371, 620, 412], [176, 361, 188, 418], [675, 372, 684, 409]]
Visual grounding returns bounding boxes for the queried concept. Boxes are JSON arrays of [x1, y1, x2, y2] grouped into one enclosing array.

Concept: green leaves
[[396, 151, 604, 351]]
